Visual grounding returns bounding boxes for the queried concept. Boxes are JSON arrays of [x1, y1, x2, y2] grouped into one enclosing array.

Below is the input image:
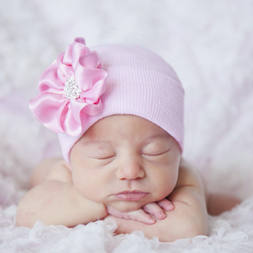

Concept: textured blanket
[[0, 0, 253, 252]]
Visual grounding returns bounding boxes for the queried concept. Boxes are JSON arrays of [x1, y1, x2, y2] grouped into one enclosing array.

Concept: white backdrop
[[0, 0, 253, 252]]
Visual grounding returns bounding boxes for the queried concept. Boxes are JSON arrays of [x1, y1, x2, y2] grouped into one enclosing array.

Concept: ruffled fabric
[[1, 199, 253, 253], [29, 37, 107, 136]]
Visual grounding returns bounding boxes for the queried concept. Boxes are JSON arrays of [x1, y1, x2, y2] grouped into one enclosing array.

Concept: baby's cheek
[[154, 174, 177, 199], [72, 173, 92, 196]]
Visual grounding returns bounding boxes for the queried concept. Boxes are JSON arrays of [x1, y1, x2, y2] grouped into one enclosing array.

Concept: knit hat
[[29, 38, 184, 163]]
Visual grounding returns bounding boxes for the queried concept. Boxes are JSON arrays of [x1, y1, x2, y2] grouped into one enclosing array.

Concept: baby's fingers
[[143, 202, 167, 220], [107, 205, 155, 224], [107, 205, 127, 219], [157, 199, 175, 211], [127, 209, 156, 224]]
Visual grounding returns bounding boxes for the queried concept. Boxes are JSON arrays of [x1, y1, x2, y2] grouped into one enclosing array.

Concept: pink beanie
[[29, 38, 184, 163]]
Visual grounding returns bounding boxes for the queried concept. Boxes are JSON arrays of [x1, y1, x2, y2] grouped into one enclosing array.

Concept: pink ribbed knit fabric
[[58, 44, 184, 163]]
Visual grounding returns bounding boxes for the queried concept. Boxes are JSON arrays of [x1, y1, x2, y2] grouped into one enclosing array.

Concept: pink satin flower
[[29, 37, 107, 136]]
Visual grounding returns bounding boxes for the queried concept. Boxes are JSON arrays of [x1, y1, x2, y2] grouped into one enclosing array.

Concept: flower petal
[[29, 92, 67, 134], [62, 44, 73, 65], [82, 99, 103, 116], [75, 62, 107, 92], [81, 78, 107, 104], [74, 37, 86, 45], [72, 40, 90, 69], [58, 102, 83, 136], [79, 51, 102, 69], [70, 98, 102, 128], [38, 64, 64, 93], [69, 99, 88, 126], [57, 53, 73, 82]]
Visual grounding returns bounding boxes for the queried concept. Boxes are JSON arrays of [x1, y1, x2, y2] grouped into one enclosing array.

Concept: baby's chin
[[109, 200, 148, 213], [106, 192, 172, 212]]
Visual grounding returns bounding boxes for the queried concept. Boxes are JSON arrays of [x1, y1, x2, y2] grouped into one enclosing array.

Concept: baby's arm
[[107, 158, 208, 242], [16, 159, 107, 227]]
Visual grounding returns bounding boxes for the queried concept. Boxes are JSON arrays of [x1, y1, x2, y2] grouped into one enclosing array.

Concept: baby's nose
[[116, 158, 145, 180]]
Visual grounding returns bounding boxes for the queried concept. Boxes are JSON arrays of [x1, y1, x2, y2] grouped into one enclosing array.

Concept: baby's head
[[70, 114, 181, 211], [29, 37, 184, 211]]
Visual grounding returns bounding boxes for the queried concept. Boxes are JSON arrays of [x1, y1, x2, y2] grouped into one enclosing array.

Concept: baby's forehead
[[78, 115, 172, 141], [79, 134, 171, 146], [74, 118, 177, 153]]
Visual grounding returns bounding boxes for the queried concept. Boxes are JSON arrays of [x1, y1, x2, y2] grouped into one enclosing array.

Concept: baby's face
[[70, 115, 181, 212]]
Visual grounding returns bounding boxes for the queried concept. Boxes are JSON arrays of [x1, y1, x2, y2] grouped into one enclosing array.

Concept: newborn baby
[[16, 38, 240, 242]]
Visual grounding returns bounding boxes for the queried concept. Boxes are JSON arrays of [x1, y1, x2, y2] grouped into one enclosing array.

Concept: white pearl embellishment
[[64, 76, 82, 100]]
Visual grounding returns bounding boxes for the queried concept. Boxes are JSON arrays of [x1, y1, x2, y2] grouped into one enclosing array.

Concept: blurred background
[[0, 0, 252, 206]]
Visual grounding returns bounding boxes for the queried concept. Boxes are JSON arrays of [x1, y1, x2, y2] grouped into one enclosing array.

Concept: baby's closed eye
[[81, 141, 115, 160], [88, 149, 116, 160], [142, 149, 170, 157], [142, 142, 170, 156], [142, 151, 171, 164], [92, 154, 116, 160]]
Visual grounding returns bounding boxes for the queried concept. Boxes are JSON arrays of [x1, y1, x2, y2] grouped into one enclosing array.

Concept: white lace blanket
[[0, 0, 252, 252]]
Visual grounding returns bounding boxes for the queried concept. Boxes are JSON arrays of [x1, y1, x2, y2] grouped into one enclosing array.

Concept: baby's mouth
[[113, 191, 148, 201]]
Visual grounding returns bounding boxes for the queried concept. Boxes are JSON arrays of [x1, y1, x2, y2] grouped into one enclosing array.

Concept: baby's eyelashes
[[84, 145, 116, 160], [141, 149, 172, 164], [87, 149, 116, 160], [87, 149, 171, 160], [94, 155, 116, 160], [141, 140, 171, 157], [142, 149, 170, 157]]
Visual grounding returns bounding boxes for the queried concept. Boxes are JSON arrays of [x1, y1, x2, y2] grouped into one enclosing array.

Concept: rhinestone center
[[64, 76, 82, 100]]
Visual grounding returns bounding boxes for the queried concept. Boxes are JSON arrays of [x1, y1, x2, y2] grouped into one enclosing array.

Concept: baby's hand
[[107, 199, 174, 225]]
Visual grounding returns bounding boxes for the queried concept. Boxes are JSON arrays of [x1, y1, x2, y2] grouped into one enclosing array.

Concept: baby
[[16, 38, 240, 242]]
